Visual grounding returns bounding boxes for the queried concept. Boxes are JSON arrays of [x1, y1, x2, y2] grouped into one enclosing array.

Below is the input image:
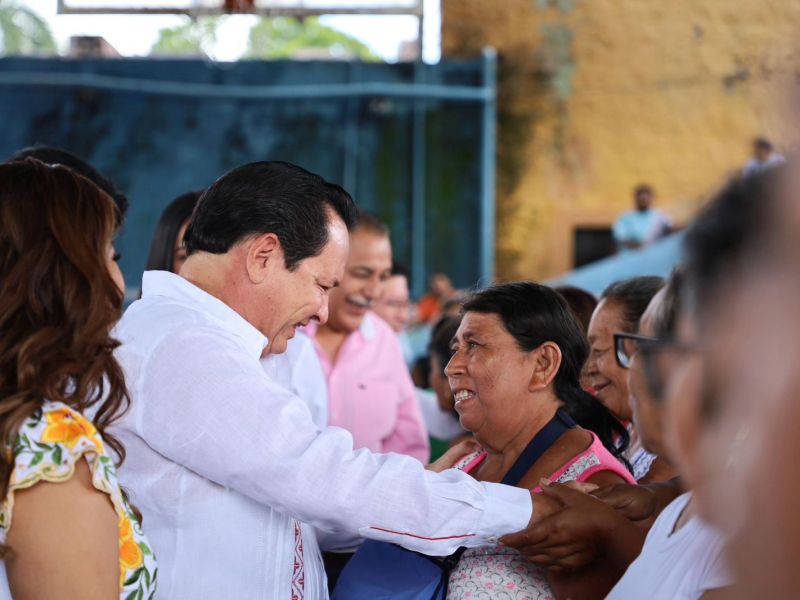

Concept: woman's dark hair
[[652, 269, 684, 339], [683, 166, 784, 319], [185, 162, 358, 271], [8, 145, 128, 219], [554, 285, 597, 334], [0, 159, 130, 554], [600, 276, 665, 332], [463, 281, 630, 467], [145, 191, 202, 272], [429, 315, 462, 371]]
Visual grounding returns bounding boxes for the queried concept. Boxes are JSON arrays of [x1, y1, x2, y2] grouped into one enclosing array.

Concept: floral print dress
[[447, 433, 636, 600], [0, 401, 157, 599]]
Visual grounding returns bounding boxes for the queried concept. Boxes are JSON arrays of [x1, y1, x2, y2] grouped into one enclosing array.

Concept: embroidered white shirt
[[113, 271, 533, 600]]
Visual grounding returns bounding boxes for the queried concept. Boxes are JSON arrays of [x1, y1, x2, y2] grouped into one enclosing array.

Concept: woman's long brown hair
[[0, 159, 130, 537]]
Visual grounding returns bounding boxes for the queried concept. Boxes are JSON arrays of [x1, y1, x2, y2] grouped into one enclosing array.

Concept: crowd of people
[[0, 142, 795, 599]]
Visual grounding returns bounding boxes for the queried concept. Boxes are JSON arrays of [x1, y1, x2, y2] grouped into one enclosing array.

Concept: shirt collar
[[141, 271, 269, 358], [359, 312, 377, 341]]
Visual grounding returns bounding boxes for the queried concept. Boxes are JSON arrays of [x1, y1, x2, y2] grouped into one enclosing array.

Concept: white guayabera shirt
[[112, 271, 532, 600]]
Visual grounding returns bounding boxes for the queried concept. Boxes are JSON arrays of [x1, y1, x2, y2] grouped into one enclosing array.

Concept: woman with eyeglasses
[[517, 271, 733, 599], [605, 270, 735, 599], [585, 276, 677, 482]]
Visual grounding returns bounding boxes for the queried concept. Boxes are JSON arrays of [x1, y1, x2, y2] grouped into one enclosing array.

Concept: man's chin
[[266, 336, 289, 356]]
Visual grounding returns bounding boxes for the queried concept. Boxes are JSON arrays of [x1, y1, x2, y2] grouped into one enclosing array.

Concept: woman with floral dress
[[0, 158, 157, 598], [444, 282, 636, 600]]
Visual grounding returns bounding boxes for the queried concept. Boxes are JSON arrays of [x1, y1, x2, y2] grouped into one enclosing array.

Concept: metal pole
[[342, 61, 360, 195], [479, 47, 497, 287], [416, 1, 425, 62], [410, 59, 427, 298]]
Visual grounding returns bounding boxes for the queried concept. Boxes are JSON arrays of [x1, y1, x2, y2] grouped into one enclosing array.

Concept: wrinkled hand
[[591, 483, 657, 522], [500, 479, 625, 573], [425, 439, 480, 473]]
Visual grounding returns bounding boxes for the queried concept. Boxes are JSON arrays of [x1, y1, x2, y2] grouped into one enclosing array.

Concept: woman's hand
[[501, 480, 623, 572], [591, 483, 657, 521], [425, 439, 480, 473]]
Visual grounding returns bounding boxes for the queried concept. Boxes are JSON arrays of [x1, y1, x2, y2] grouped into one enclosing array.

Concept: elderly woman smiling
[[445, 282, 635, 600]]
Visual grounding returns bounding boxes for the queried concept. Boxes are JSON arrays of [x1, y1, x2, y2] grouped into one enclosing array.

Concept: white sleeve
[[136, 327, 532, 555]]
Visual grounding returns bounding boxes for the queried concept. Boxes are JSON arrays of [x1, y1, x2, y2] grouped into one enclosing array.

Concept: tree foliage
[[150, 17, 219, 57], [0, 0, 57, 56], [149, 15, 379, 61], [246, 16, 378, 61]]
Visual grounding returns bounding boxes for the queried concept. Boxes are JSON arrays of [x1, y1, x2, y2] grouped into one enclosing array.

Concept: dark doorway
[[574, 227, 615, 268]]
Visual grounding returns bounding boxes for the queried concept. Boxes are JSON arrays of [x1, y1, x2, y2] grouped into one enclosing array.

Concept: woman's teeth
[[454, 390, 474, 402]]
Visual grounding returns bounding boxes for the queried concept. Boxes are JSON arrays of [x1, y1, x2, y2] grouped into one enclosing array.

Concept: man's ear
[[528, 342, 562, 392], [244, 233, 281, 284]]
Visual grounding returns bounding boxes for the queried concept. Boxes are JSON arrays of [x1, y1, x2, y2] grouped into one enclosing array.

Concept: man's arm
[[130, 327, 532, 555]]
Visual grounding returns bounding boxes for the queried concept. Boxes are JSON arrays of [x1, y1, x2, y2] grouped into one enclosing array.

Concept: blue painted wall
[[0, 57, 488, 296]]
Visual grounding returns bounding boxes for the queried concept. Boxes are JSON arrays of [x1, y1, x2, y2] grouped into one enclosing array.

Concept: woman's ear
[[528, 342, 562, 391]]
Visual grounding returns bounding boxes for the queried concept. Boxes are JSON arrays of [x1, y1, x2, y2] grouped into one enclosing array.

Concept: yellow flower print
[[119, 514, 143, 587], [41, 408, 104, 452]]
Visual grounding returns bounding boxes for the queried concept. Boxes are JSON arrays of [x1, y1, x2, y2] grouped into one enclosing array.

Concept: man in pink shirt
[[306, 213, 430, 463]]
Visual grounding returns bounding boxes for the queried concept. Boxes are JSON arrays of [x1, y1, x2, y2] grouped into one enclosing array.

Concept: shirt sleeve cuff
[[469, 481, 532, 546]]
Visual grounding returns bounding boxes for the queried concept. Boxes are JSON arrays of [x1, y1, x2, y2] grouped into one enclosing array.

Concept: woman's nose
[[444, 350, 465, 378]]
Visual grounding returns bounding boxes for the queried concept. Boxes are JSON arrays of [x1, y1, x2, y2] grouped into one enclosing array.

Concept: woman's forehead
[[456, 312, 509, 338]]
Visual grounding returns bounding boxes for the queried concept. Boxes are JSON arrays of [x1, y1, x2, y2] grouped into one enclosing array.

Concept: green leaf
[[28, 452, 44, 468], [51, 445, 63, 465], [124, 589, 138, 600], [139, 541, 152, 556], [123, 566, 144, 586], [34, 441, 51, 451]]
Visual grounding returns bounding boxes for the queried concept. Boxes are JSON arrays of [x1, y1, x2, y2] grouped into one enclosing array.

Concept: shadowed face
[[586, 299, 632, 421], [373, 274, 410, 333]]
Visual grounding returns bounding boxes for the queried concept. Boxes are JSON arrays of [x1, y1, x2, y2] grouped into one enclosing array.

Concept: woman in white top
[[606, 271, 734, 599]]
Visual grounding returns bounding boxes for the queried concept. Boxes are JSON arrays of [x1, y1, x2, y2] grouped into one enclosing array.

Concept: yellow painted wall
[[442, 0, 800, 280]]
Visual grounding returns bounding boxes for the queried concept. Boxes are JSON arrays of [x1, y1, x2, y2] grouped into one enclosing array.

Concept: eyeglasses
[[613, 332, 660, 369], [614, 332, 698, 401]]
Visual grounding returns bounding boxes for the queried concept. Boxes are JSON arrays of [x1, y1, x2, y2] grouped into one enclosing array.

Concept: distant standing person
[[144, 191, 201, 274], [613, 184, 674, 251], [742, 137, 785, 178]]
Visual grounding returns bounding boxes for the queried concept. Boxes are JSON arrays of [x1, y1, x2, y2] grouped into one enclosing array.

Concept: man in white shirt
[[113, 161, 536, 599], [613, 184, 674, 252]]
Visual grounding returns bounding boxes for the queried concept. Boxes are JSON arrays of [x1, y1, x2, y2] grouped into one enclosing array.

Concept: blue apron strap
[[500, 408, 574, 486]]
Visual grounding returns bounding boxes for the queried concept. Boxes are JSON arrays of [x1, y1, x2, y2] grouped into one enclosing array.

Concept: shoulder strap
[[501, 409, 574, 486], [428, 408, 576, 599]]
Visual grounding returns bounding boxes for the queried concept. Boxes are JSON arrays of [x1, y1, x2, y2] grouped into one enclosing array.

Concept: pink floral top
[[447, 432, 635, 600]]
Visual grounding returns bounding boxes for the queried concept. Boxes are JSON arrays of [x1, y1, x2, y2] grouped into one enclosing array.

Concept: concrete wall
[[442, 0, 800, 280]]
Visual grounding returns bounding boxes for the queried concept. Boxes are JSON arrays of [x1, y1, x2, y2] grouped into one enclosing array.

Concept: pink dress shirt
[[306, 313, 430, 462]]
